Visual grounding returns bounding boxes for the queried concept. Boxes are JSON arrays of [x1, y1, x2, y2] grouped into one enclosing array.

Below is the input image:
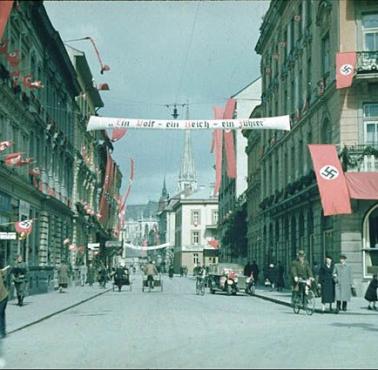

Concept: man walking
[[11, 255, 27, 307], [0, 265, 10, 338], [251, 261, 259, 286], [79, 263, 88, 287]]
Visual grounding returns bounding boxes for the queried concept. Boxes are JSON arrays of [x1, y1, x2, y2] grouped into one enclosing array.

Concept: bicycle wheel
[[292, 293, 301, 314], [200, 281, 205, 296], [305, 290, 316, 316], [195, 280, 200, 295]]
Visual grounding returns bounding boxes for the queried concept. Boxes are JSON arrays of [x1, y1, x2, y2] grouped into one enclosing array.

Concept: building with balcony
[[244, 0, 378, 293], [218, 78, 261, 263]]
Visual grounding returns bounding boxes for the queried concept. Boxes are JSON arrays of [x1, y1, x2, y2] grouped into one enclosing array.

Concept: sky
[[45, 0, 270, 205]]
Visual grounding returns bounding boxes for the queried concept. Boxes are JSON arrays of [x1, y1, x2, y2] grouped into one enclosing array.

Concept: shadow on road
[[330, 322, 378, 332]]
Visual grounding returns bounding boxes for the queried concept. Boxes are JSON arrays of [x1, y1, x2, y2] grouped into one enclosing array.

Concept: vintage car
[[207, 263, 254, 296]]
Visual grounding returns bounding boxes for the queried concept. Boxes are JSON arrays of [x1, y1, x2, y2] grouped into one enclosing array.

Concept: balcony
[[356, 52, 378, 80], [340, 145, 378, 172]]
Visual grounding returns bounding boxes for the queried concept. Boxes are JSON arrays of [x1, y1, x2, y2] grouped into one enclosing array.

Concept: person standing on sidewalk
[[364, 274, 378, 310], [11, 255, 27, 307], [276, 261, 285, 292], [87, 263, 95, 287], [318, 256, 335, 313], [0, 265, 10, 338], [79, 263, 88, 287], [251, 261, 259, 286], [333, 254, 353, 313], [58, 262, 69, 293]]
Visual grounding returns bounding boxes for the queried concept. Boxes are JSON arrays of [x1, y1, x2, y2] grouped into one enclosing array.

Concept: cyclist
[[196, 265, 207, 292], [291, 250, 314, 303], [144, 260, 158, 289]]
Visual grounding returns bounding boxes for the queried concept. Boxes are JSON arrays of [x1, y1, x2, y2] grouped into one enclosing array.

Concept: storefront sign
[[105, 240, 122, 248], [88, 243, 100, 250]]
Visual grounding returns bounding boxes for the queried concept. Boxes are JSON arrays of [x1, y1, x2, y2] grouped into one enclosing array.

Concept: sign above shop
[[0, 232, 17, 240], [105, 241, 122, 248]]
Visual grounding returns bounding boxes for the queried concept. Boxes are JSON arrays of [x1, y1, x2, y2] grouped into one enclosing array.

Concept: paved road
[[4, 275, 378, 369]]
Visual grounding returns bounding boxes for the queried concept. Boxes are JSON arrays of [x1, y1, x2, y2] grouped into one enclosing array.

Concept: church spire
[[178, 104, 197, 193], [161, 176, 168, 198]]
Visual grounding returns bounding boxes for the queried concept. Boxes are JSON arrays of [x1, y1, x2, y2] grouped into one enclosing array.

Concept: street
[[4, 275, 378, 369]]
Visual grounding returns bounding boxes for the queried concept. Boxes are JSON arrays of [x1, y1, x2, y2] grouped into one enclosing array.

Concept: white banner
[[125, 242, 171, 251], [87, 115, 291, 131]]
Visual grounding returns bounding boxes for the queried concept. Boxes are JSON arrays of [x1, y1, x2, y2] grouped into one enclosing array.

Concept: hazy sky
[[45, 0, 269, 204]]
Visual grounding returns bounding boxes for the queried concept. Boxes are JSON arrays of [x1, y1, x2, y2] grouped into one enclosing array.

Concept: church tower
[[158, 177, 169, 212], [178, 105, 197, 194]]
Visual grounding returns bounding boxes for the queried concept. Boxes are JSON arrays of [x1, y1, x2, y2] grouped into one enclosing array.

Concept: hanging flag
[[22, 73, 32, 88], [0, 39, 8, 54], [4, 152, 22, 166], [15, 219, 33, 235], [111, 128, 127, 142], [308, 144, 352, 216], [223, 99, 237, 179], [16, 157, 33, 167], [207, 239, 219, 249], [7, 49, 20, 68], [0, 1, 13, 41], [129, 158, 135, 182], [213, 107, 224, 195], [336, 52, 357, 89], [0, 140, 12, 152]]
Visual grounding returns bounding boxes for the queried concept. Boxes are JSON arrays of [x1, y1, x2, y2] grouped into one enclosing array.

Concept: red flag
[[4, 152, 22, 166], [223, 99, 237, 179], [0, 39, 8, 54], [345, 173, 378, 200], [16, 157, 33, 166], [0, 140, 12, 152], [129, 158, 135, 182], [308, 145, 352, 216], [0, 1, 13, 41], [111, 128, 127, 142], [7, 49, 20, 67], [15, 219, 33, 235], [22, 73, 33, 88], [213, 106, 225, 195], [336, 52, 357, 89]]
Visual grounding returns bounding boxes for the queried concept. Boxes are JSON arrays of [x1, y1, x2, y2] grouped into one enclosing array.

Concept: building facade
[[0, 2, 122, 294], [245, 0, 378, 293], [218, 78, 261, 263], [173, 188, 219, 274]]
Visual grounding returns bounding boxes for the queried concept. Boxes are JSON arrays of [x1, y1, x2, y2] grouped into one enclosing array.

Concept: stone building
[[0, 2, 122, 294], [218, 78, 261, 263], [244, 0, 378, 293]]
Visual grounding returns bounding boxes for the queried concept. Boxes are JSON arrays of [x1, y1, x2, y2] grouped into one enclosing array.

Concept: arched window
[[363, 204, 378, 277]]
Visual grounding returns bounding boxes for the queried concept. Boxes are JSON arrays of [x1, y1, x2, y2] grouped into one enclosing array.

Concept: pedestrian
[[276, 261, 285, 291], [244, 262, 252, 277], [11, 255, 27, 306], [312, 261, 321, 297], [364, 274, 378, 310], [87, 263, 95, 287], [251, 261, 259, 285], [267, 263, 277, 291], [79, 263, 88, 287], [0, 265, 10, 338], [98, 264, 108, 288], [333, 254, 353, 313], [318, 255, 335, 313], [58, 262, 69, 293]]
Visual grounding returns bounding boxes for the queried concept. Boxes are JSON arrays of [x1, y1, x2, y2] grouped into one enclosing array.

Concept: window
[[362, 13, 378, 51], [193, 253, 199, 265], [322, 33, 330, 75], [212, 210, 218, 225], [192, 231, 200, 245], [363, 103, 378, 146], [191, 210, 200, 226]]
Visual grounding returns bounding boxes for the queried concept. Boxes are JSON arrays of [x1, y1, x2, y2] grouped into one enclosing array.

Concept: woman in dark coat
[[364, 274, 378, 310], [318, 256, 335, 313]]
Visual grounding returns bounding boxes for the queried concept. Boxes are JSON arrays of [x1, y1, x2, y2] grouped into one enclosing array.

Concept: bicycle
[[292, 278, 316, 315], [195, 275, 206, 296]]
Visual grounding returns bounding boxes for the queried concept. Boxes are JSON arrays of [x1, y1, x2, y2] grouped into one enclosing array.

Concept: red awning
[[345, 172, 378, 200]]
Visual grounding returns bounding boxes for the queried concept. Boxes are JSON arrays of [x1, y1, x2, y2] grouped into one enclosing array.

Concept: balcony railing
[[356, 52, 378, 74], [340, 144, 378, 172]]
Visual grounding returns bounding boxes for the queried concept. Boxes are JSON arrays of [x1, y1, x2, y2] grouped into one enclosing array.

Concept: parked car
[[208, 263, 253, 296]]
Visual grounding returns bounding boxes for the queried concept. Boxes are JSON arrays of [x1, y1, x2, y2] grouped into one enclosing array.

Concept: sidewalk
[[253, 286, 377, 315], [6, 285, 111, 335]]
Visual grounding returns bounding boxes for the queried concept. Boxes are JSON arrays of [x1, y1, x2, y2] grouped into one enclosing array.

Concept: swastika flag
[[15, 219, 33, 234], [336, 52, 356, 89], [308, 145, 352, 216]]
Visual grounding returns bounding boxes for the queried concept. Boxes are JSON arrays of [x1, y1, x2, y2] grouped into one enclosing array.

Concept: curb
[[253, 292, 325, 314], [8, 288, 112, 335]]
